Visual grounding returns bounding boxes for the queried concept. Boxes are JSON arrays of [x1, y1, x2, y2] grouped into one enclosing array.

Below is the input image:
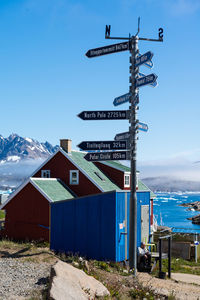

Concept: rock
[[72, 261, 79, 268], [187, 214, 200, 224], [84, 261, 90, 273], [50, 260, 110, 300], [180, 201, 200, 211]]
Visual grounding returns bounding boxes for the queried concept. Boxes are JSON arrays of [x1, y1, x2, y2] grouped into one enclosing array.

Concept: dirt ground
[[137, 272, 200, 300], [0, 241, 200, 299]]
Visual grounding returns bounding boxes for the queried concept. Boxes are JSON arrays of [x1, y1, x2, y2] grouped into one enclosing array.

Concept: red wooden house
[[1, 178, 75, 241], [0, 139, 155, 241]]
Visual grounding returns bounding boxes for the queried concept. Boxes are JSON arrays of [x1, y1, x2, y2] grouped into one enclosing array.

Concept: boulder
[[180, 201, 200, 211], [187, 214, 200, 224], [49, 260, 110, 300]]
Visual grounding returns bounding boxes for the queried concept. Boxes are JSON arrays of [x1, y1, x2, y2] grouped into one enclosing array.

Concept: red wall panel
[[4, 183, 50, 241], [33, 151, 101, 197], [94, 162, 130, 190]]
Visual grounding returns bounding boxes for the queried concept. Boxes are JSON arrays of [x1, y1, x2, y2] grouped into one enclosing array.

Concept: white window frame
[[124, 173, 130, 187], [70, 170, 79, 185], [41, 170, 51, 178]]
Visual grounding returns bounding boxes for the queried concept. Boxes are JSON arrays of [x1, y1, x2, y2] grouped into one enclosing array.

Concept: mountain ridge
[[0, 133, 58, 164]]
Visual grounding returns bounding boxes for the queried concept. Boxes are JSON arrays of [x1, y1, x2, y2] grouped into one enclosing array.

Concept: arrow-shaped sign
[[113, 93, 139, 107], [114, 122, 148, 141], [84, 151, 130, 162], [85, 41, 129, 58], [78, 110, 130, 120], [136, 52, 154, 68], [137, 122, 148, 132], [115, 131, 130, 141], [78, 140, 129, 151], [138, 72, 158, 87], [136, 73, 158, 88]]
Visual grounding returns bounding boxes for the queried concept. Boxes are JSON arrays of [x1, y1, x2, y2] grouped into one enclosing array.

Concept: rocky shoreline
[[180, 201, 200, 224]]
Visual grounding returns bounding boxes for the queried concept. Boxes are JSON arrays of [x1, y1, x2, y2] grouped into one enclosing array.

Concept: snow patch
[[28, 146, 35, 151], [25, 137, 32, 143], [7, 156, 20, 162]]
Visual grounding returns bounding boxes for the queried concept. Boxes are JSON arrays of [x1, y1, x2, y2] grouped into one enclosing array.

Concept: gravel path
[[0, 258, 51, 300]]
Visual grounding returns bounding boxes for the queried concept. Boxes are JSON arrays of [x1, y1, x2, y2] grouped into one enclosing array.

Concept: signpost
[[78, 110, 130, 120], [85, 41, 129, 58], [82, 19, 163, 276], [138, 53, 153, 69], [84, 151, 130, 162], [137, 122, 148, 132], [114, 122, 148, 141], [136, 73, 158, 88], [138, 72, 157, 87], [78, 140, 128, 151], [113, 93, 139, 107], [135, 51, 153, 68], [114, 131, 130, 141]]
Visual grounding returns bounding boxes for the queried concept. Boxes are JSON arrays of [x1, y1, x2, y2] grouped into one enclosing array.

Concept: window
[[94, 171, 105, 181], [70, 170, 79, 185], [124, 173, 130, 187], [41, 170, 50, 178]]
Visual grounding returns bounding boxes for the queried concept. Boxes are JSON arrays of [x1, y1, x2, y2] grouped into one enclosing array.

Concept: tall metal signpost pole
[[81, 18, 164, 277], [129, 35, 139, 274]]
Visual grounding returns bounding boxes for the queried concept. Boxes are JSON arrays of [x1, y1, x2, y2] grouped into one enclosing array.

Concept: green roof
[[138, 180, 156, 198], [69, 151, 120, 192], [62, 149, 155, 197], [102, 160, 131, 172], [32, 178, 74, 202]]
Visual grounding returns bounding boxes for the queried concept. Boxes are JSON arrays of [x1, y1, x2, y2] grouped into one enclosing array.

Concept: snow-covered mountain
[[0, 133, 58, 164]]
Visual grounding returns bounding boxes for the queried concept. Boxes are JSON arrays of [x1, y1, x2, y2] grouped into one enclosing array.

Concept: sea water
[[154, 192, 200, 233]]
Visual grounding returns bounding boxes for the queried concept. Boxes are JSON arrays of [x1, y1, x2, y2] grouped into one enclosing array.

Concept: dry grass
[[0, 239, 57, 264]]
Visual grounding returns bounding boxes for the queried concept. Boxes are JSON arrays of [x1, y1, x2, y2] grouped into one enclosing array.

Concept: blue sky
[[0, 0, 200, 178]]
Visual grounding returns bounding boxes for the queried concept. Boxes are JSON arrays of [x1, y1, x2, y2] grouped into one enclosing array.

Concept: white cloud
[[137, 148, 200, 181]]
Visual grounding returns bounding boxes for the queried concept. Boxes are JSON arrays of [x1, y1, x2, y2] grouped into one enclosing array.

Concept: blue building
[[50, 190, 150, 262]]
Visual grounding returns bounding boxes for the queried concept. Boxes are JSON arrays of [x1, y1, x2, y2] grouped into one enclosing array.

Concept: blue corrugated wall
[[50, 190, 150, 262], [51, 192, 116, 261]]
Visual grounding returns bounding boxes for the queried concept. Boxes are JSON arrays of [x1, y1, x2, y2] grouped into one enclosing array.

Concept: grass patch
[[0, 210, 5, 220], [93, 260, 111, 272], [129, 288, 154, 300], [161, 257, 200, 275], [0, 239, 32, 250]]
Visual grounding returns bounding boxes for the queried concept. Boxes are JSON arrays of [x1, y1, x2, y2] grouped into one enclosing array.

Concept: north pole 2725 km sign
[[78, 110, 129, 120]]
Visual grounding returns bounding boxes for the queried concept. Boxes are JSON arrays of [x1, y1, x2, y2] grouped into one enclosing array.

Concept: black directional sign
[[114, 131, 130, 141], [78, 140, 128, 151], [114, 122, 148, 141], [85, 41, 129, 58], [78, 110, 130, 120], [135, 51, 154, 68], [136, 73, 157, 88], [84, 151, 130, 162]]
